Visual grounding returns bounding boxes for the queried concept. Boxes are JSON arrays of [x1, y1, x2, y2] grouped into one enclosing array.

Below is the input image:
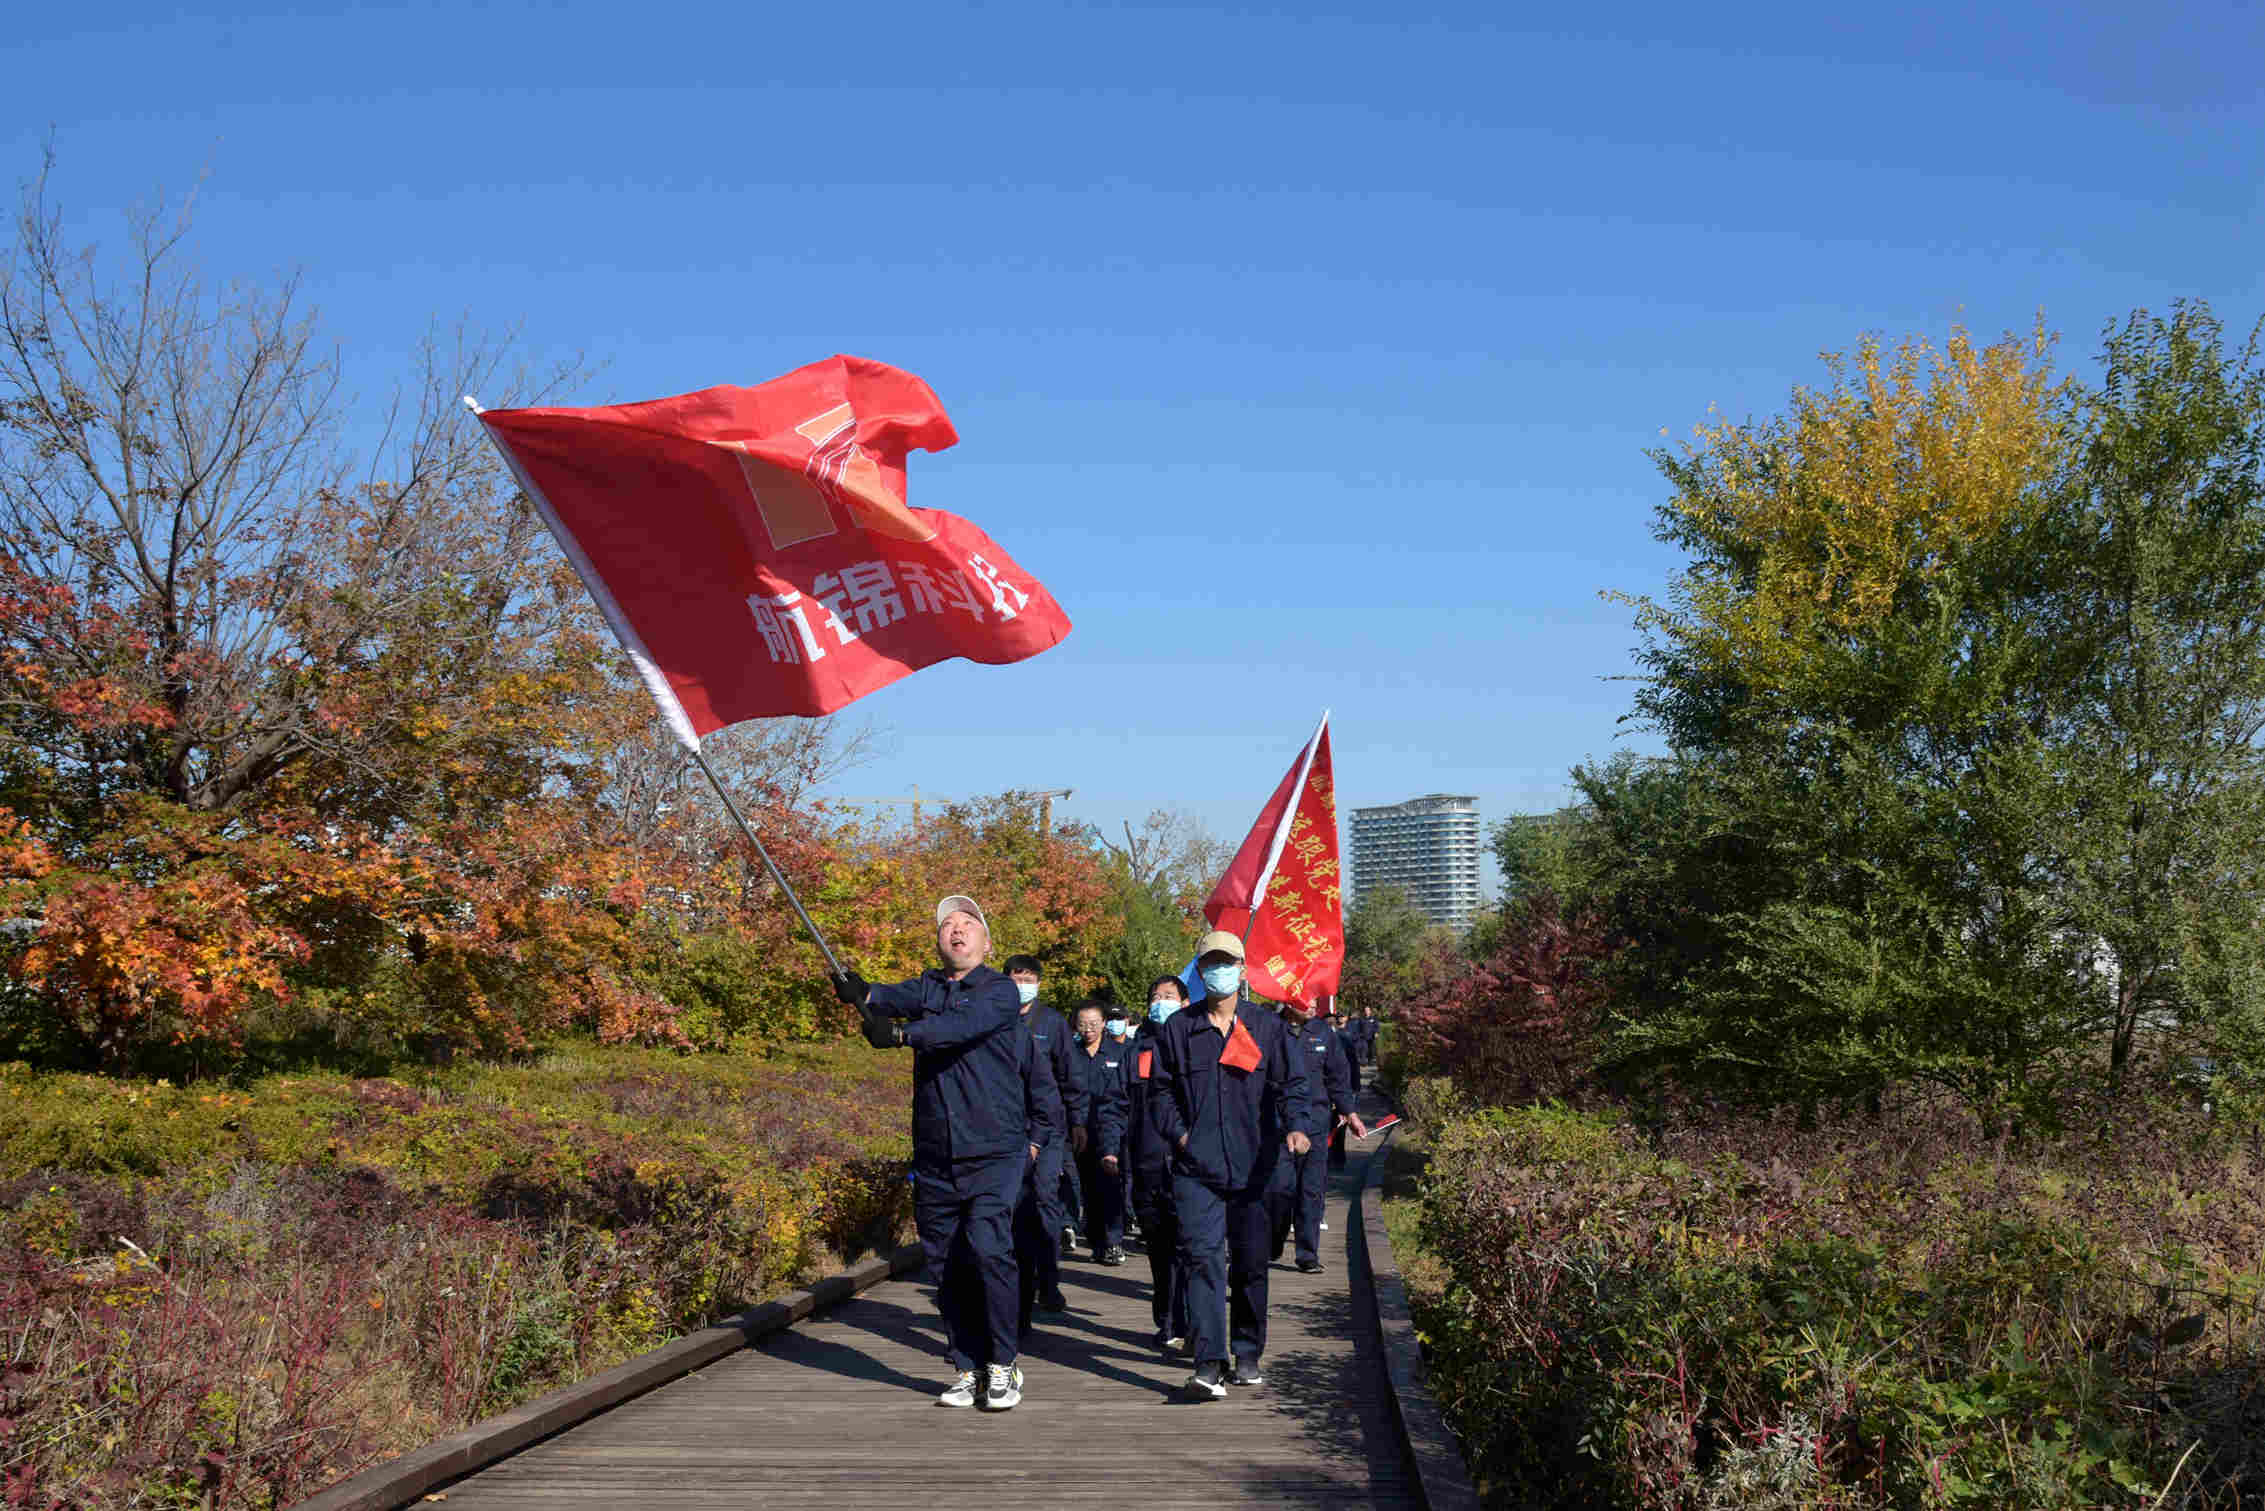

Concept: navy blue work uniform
[[868, 964, 1037, 1372], [1123, 1017, 1190, 1341], [1269, 1013, 1357, 1266], [1152, 997, 1312, 1370], [1015, 1001, 1086, 1327], [1063, 1031, 1130, 1251]]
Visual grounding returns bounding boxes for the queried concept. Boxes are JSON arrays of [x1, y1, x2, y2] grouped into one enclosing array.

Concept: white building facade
[[1349, 794, 1483, 929]]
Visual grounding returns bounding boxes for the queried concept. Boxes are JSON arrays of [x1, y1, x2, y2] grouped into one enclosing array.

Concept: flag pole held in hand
[[689, 747, 845, 978]]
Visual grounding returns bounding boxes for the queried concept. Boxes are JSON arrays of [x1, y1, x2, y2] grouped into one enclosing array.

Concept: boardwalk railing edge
[[290, 1239, 927, 1511], [1355, 1119, 1486, 1511]]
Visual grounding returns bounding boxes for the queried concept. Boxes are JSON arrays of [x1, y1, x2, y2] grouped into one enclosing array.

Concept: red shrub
[[1398, 891, 1616, 1105]]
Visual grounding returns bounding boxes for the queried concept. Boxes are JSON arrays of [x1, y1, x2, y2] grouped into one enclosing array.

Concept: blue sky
[[13, 0, 2263, 898]]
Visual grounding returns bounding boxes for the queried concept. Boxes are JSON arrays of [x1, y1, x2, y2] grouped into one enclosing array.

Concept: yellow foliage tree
[[1627, 323, 2068, 700]]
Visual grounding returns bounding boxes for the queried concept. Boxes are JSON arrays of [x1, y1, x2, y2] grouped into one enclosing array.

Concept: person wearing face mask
[[1268, 994, 1367, 1273], [830, 895, 1042, 1411], [1065, 1003, 1130, 1264], [1003, 954, 1083, 1330], [1125, 975, 1193, 1351], [1150, 931, 1312, 1399], [1102, 1006, 1137, 1236]]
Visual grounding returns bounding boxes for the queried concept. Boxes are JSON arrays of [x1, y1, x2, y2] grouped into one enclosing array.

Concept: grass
[[0, 1040, 914, 1509]]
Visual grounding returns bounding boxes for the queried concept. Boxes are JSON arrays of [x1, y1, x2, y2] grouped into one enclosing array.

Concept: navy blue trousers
[[916, 1152, 1024, 1372], [1173, 1171, 1272, 1368], [1132, 1175, 1189, 1338], [1075, 1145, 1124, 1250], [1267, 1144, 1327, 1264], [1015, 1140, 1067, 1331]]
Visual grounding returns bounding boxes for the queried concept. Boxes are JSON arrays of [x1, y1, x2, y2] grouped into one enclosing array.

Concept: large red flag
[[1205, 715, 1344, 1007], [475, 356, 1070, 745]]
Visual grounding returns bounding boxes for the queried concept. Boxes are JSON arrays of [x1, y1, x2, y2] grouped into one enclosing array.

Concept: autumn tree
[[1608, 324, 2090, 1119], [1602, 310, 2265, 1119], [0, 156, 663, 1064]]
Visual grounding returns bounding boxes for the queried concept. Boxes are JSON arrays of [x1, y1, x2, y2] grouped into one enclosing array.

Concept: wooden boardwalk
[[434, 1094, 1419, 1509]]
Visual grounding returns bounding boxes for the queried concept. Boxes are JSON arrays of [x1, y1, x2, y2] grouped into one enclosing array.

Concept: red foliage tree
[[1397, 892, 1617, 1106]]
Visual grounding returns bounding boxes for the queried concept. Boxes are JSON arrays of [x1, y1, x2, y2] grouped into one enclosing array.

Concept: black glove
[[830, 969, 869, 1006], [859, 1003, 905, 1050]]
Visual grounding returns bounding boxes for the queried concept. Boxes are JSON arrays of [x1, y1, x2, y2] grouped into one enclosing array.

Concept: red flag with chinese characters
[[475, 356, 1070, 746], [1205, 716, 1343, 1008]]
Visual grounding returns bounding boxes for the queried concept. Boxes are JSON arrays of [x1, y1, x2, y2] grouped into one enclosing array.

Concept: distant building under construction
[[1348, 794, 1482, 930]]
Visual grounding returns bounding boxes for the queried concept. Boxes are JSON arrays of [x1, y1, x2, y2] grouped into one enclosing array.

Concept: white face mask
[[1014, 981, 1040, 1006]]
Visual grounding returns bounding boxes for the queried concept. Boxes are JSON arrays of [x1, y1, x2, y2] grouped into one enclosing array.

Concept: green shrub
[[1411, 1095, 2265, 1508]]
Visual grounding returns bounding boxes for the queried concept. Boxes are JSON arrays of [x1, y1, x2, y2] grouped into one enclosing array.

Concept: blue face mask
[[1015, 981, 1039, 1006], [1200, 963, 1243, 997], [1148, 1000, 1180, 1024], [1107, 1020, 1131, 1039]]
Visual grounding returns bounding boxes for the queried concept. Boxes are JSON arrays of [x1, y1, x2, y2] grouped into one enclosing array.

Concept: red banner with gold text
[[1239, 726, 1343, 1008]]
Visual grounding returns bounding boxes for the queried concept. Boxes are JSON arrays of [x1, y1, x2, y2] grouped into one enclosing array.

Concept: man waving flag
[[471, 355, 1070, 748]]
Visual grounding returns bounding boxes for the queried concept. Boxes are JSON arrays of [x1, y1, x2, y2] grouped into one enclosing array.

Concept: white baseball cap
[[934, 894, 989, 933]]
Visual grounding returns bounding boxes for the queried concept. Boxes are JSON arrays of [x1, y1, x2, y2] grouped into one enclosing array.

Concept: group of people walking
[[831, 893, 1380, 1411]]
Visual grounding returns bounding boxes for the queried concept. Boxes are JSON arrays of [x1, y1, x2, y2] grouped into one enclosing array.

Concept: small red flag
[[1206, 717, 1345, 1008], [1219, 1016, 1264, 1073], [476, 356, 1069, 743], [1137, 1050, 1153, 1079]]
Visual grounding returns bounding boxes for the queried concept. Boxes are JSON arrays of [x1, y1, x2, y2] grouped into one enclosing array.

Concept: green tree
[[1340, 884, 1429, 1013], [1607, 324, 2094, 1120], [2052, 304, 2265, 1086]]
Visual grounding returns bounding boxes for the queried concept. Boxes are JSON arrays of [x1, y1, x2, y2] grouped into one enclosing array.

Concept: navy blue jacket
[[1062, 1035, 1129, 1153], [1285, 1013, 1358, 1125], [1022, 1002, 1087, 1149], [1122, 1020, 1177, 1185], [1152, 998, 1313, 1192], [868, 964, 1028, 1166], [1016, 1013, 1062, 1155]]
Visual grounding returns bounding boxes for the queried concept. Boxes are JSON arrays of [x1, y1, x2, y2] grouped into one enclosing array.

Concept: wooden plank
[[291, 1246, 922, 1511]]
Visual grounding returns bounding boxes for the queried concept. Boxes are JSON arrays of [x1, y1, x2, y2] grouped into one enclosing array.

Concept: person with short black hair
[[1004, 954, 1083, 1329], [1124, 974, 1193, 1352], [1269, 996, 1365, 1272], [1103, 1004, 1138, 1235], [1065, 1002, 1130, 1264]]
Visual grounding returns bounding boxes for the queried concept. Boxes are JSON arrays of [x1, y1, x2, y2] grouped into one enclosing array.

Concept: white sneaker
[[1163, 1335, 1188, 1354], [983, 1363, 1023, 1410], [937, 1369, 978, 1408], [1320, 1220, 1329, 1230], [1184, 1365, 1226, 1401]]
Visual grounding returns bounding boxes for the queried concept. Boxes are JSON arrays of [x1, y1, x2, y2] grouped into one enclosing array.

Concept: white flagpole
[[463, 397, 845, 979], [1247, 708, 1329, 916]]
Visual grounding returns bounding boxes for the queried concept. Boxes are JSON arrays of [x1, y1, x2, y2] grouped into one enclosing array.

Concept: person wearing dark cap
[[1125, 974, 1193, 1352], [1065, 1002, 1131, 1264], [832, 894, 1040, 1411], [1269, 995, 1366, 1272], [1004, 954, 1083, 1325], [1150, 929, 1313, 1399]]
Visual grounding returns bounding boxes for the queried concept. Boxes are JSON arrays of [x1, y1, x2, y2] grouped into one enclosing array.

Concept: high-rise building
[[1349, 794, 1483, 929]]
